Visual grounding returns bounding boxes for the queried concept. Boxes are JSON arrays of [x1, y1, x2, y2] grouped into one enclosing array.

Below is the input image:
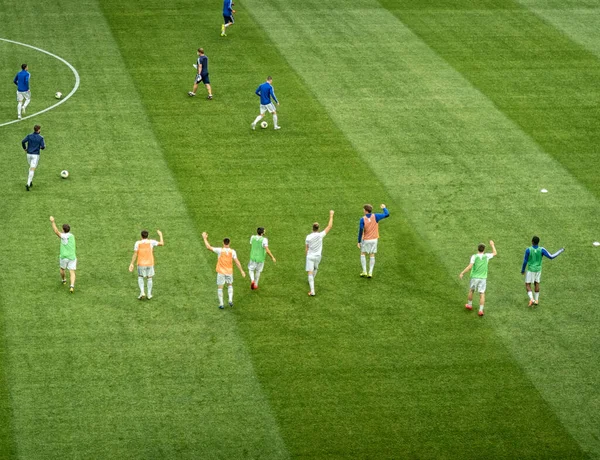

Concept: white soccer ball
[[55, 92, 62, 99], [60, 170, 69, 179], [260, 121, 268, 129]]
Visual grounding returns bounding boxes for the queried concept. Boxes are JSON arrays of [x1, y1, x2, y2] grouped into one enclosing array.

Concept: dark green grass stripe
[[379, 0, 600, 200], [0, 308, 17, 459], [102, 1, 587, 458]]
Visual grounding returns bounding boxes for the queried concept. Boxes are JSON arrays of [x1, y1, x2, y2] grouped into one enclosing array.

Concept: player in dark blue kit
[[188, 48, 213, 100], [13, 64, 31, 120], [221, 0, 236, 36], [251, 77, 281, 130], [21, 125, 46, 191]]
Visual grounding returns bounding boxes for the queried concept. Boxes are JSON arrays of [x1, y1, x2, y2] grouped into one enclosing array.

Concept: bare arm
[[489, 240, 497, 257], [49, 216, 61, 237], [305, 244, 309, 255], [235, 258, 246, 277], [157, 230, 164, 246], [324, 210, 334, 234], [202, 232, 213, 251], [459, 263, 473, 279], [266, 247, 276, 263], [129, 251, 138, 272]]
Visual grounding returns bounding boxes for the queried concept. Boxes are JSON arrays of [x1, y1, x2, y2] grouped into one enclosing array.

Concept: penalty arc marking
[[0, 38, 80, 128]]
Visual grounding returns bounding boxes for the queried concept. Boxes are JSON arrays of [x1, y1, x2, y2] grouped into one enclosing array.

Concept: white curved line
[[0, 38, 80, 128]]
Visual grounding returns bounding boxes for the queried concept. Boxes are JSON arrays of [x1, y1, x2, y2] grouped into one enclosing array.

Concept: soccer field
[[1, 0, 599, 458]]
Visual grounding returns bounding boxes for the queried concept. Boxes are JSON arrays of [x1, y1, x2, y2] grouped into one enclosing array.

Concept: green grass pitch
[[1, 0, 599, 458]]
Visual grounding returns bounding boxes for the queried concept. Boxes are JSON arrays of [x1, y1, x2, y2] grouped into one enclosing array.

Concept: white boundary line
[[0, 38, 80, 128]]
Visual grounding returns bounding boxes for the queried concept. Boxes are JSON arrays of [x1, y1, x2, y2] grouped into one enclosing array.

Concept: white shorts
[[248, 261, 265, 272], [525, 271, 541, 284], [27, 154, 39, 168], [138, 266, 155, 277], [361, 239, 378, 254], [60, 258, 77, 270], [305, 255, 321, 272], [469, 278, 487, 293], [17, 91, 31, 103], [217, 273, 234, 285], [260, 103, 276, 114]]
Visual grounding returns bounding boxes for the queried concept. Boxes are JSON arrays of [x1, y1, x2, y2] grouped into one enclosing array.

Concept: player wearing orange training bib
[[357, 204, 389, 278], [129, 229, 164, 300], [202, 232, 246, 309]]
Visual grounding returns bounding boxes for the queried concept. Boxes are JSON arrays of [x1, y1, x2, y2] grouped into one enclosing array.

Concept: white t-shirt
[[305, 231, 327, 257], [470, 253, 494, 264], [134, 239, 159, 251], [213, 248, 238, 259], [249, 235, 269, 248]]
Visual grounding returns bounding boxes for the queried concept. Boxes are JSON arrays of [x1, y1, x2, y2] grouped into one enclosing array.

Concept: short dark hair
[[34, 125, 41, 132], [141, 230, 149, 238], [223, 238, 230, 245], [477, 243, 485, 252], [267, 76, 272, 81], [198, 48, 204, 54], [313, 222, 319, 231], [63, 224, 70, 233], [364, 204, 373, 213], [532, 236, 540, 245], [21, 64, 27, 70], [257, 227, 265, 235]]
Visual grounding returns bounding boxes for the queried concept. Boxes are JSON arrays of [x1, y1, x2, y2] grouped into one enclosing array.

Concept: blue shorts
[[195, 73, 210, 84], [223, 14, 234, 24]]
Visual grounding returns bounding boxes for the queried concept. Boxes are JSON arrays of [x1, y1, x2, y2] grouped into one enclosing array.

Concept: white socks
[[23, 99, 30, 110], [147, 278, 153, 297], [479, 305, 484, 312], [273, 114, 279, 128], [27, 169, 34, 186], [534, 292, 539, 301], [18, 102, 22, 117], [308, 274, 315, 294], [467, 300, 472, 306], [369, 256, 375, 275], [218, 288, 224, 306], [527, 291, 534, 300], [138, 276, 145, 295], [255, 271, 261, 286], [252, 115, 262, 125], [228, 285, 234, 303], [360, 255, 367, 272], [249, 270, 255, 282]]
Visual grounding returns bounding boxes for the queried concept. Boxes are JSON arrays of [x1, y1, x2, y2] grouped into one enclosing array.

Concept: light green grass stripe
[[0, 1, 288, 458], [244, 0, 600, 456]]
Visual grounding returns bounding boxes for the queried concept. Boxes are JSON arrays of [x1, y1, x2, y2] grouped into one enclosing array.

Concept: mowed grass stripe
[[0, 315, 17, 459], [105, 0, 585, 457], [0, 0, 288, 458], [245, 0, 599, 456]]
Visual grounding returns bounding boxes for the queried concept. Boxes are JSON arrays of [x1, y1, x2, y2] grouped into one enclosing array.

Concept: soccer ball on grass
[[260, 121, 268, 129], [60, 170, 69, 179], [55, 92, 62, 99]]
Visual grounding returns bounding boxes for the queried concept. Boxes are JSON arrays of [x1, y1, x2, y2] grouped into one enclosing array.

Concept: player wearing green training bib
[[459, 240, 497, 317], [248, 227, 276, 290], [50, 216, 77, 293], [521, 235, 565, 307]]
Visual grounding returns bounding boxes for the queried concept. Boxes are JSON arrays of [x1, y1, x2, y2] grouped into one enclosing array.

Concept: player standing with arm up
[[50, 216, 77, 293], [251, 76, 280, 130], [202, 233, 246, 309], [305, 210, 334, 297], [22, 124, 45, 191], [521, 236, 564, 307], [459, 241, 497, 317], [129, 230, 164, 300], [14, 64, 30, 119], [358, 203, 390, 278]]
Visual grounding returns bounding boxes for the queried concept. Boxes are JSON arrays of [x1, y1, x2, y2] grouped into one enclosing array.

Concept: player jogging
[[248, 227, 276, 290], [221, 0, 236, 36], [305, 210, 334, 296], [129, 230, 164, 300], [459, 240, 497, 317], [13, 64, 31, 120], [188, 48, 213, 100], [251, 76, 280, 130], [358, 203, 389, 278], [22, 124, 45, 191], [521, 236, 564, 307], [49, 216, 77, 293], [202, 232, 246, 309]]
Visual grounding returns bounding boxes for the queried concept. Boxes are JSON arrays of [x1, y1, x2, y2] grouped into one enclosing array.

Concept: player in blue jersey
[[21, 125, 46, 191], [521, 236, 564, 307], [13, 64, 31, 120], [251, 77, 281, 130], [221, 0, 236, 36], [188, 48, 213, 100]]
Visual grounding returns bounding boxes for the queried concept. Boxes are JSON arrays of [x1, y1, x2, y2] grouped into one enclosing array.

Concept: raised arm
[[542, 247, 565, 259], [49, 216, 61, 237], [374, 204, 389, 222], [324, 210, 334, 234], [157, 230, 164, 246], [202, 232, 213, 251], [489, 240, 497, 257]]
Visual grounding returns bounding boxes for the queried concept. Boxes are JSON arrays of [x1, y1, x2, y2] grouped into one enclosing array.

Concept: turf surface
[[1, 0, 599, 458]]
